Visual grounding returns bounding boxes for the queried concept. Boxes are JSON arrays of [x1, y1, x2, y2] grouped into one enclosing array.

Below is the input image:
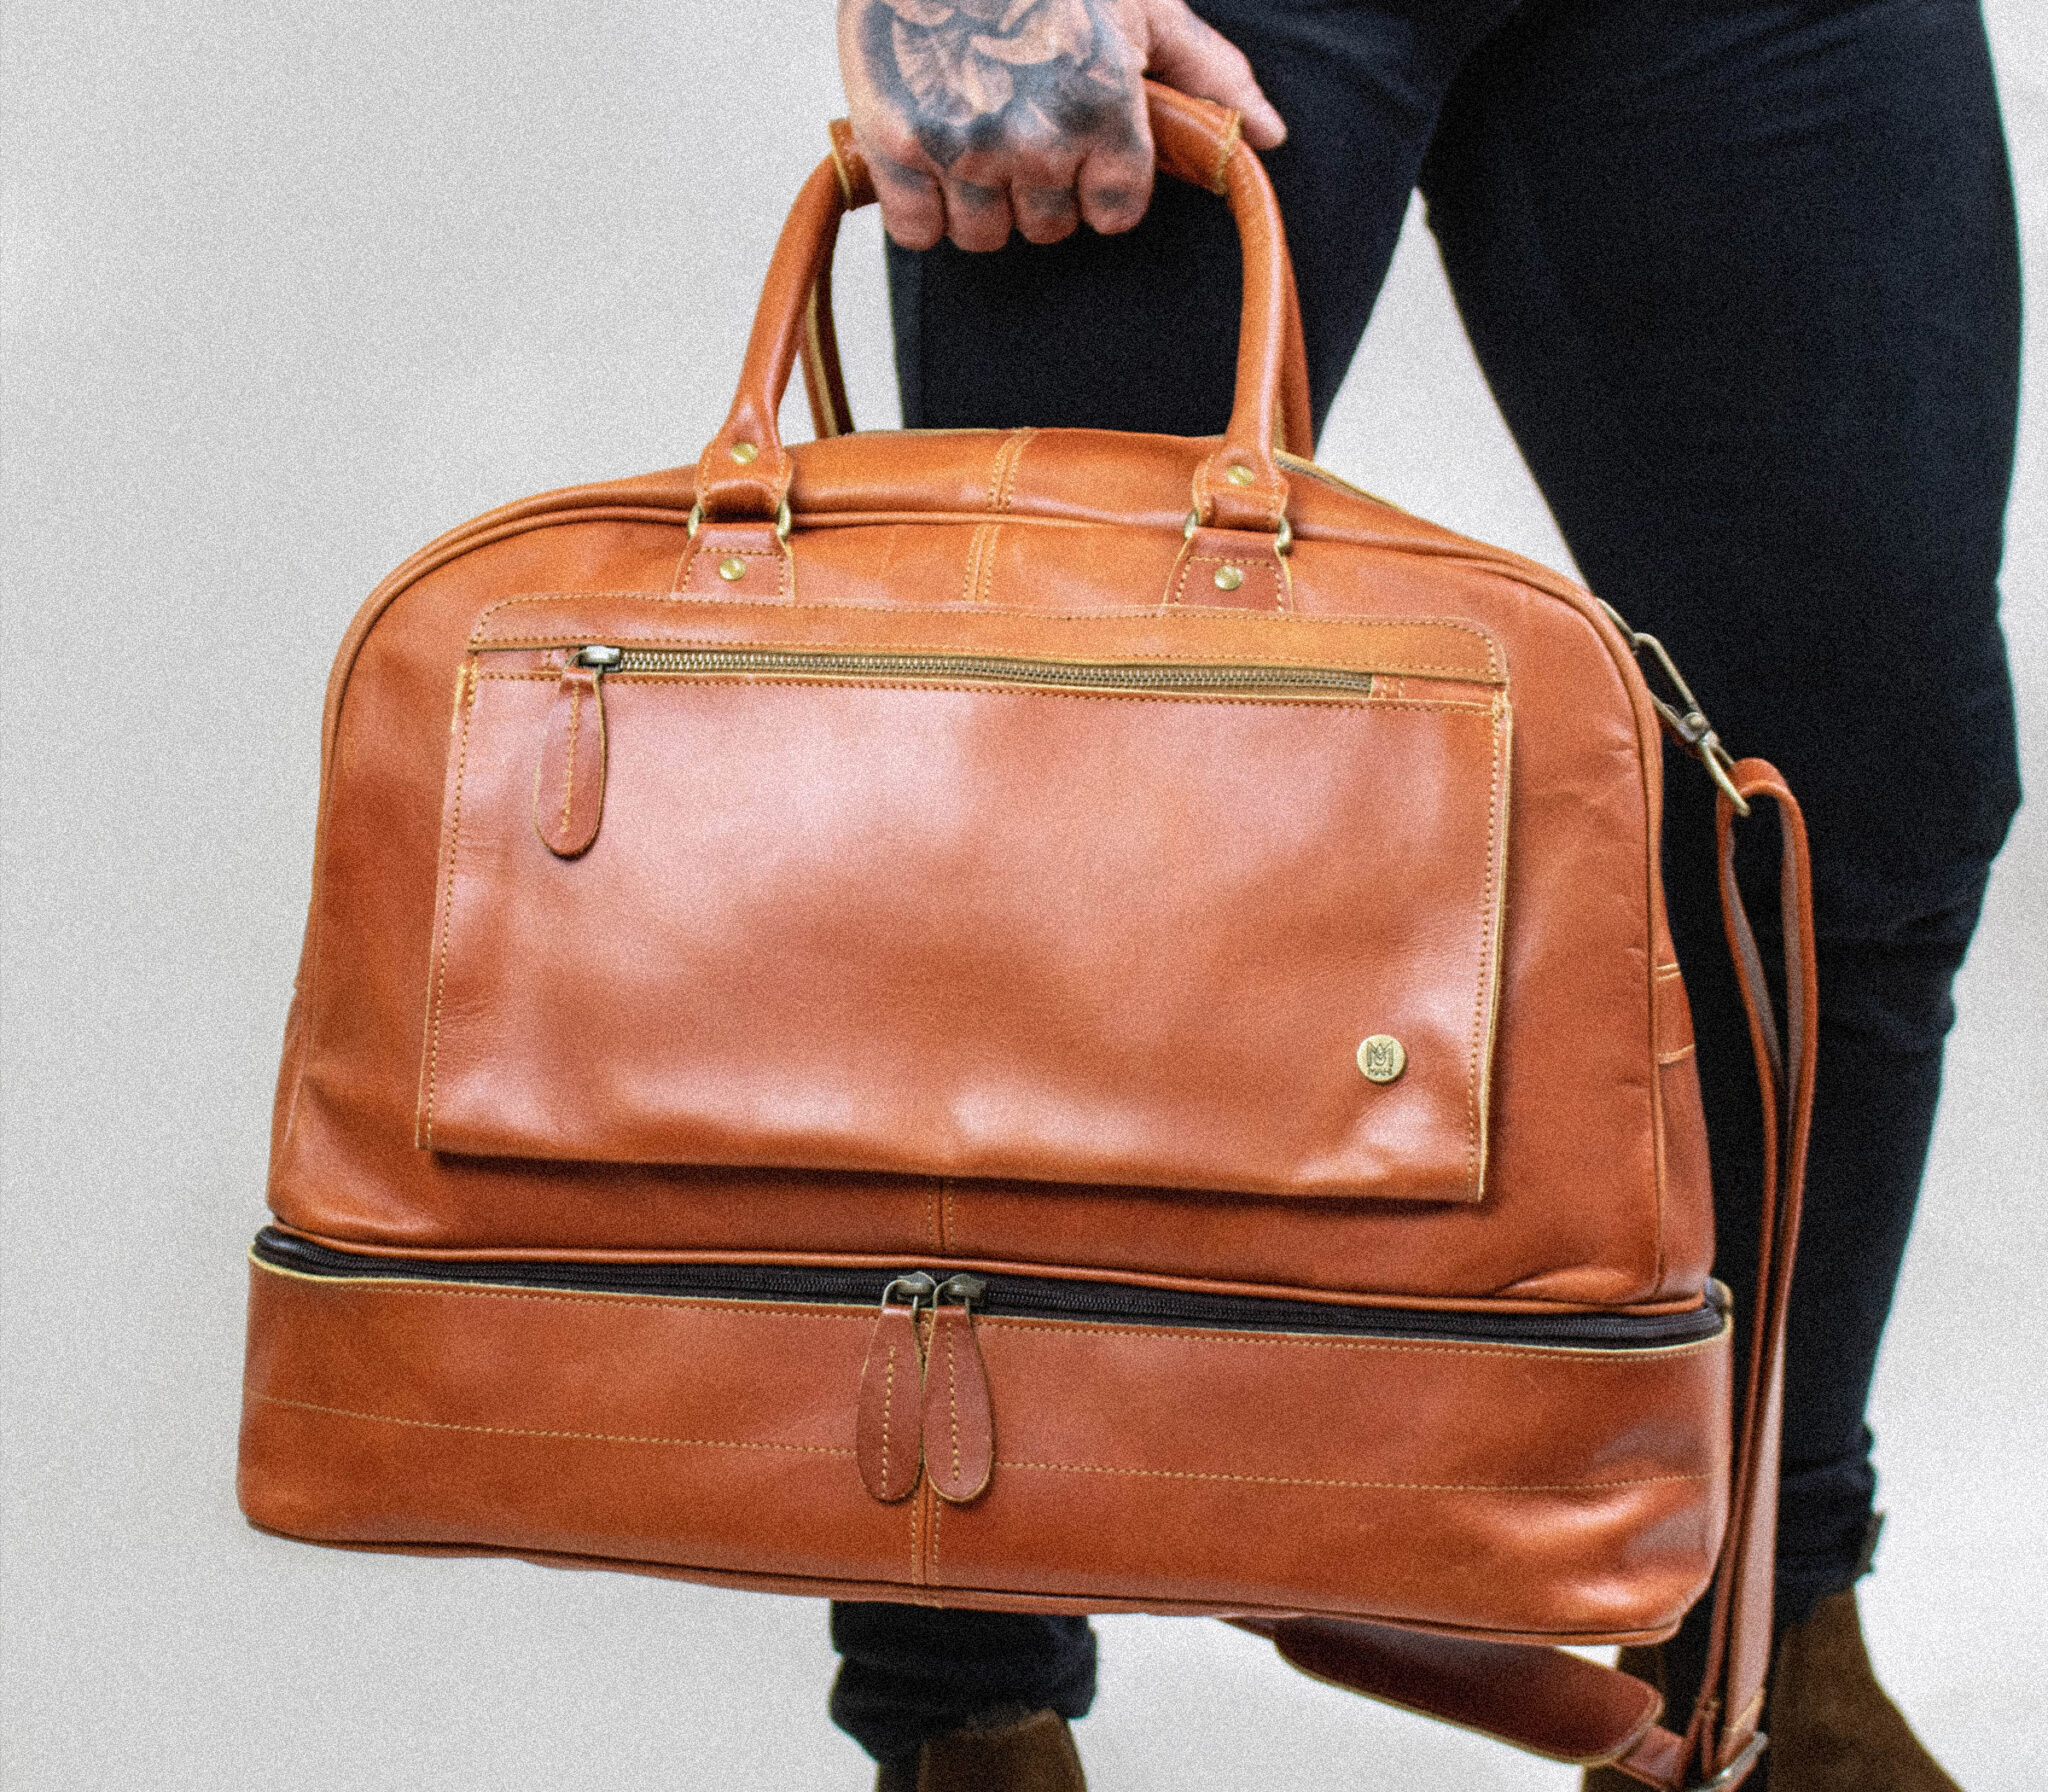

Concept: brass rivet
[[1213, 565, 1245, 592], [1357, 1035, 1407, 1084], [1226, 464, 1255, 487], [717, 556, 748, 582], [729, 440, 759, 464]]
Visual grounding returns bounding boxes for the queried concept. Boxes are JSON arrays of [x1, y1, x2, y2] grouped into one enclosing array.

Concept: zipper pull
[[533, 646, 618, 858], [922, 1274, 994, 1504], [856, 1272, 935, 1504]]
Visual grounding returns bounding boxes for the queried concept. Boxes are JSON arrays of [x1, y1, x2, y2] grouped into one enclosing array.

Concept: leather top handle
[[694, 81, 1315, 540]]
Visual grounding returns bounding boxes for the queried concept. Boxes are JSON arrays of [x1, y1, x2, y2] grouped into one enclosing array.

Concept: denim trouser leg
[[830, 0, 2022, 1760]]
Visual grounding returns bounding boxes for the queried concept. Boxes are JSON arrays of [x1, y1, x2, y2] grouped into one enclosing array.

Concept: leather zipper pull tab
[[856, 1273, 934, 1504], [923, 1275, 994, 1504], [533, 646, 616, 858]]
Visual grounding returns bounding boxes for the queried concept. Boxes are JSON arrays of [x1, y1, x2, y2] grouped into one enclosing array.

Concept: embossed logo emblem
[[1357, 1035, 1407, 1084]]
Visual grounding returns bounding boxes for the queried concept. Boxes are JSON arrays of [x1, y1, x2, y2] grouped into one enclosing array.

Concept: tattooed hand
[[838, 0, 1285, 252]]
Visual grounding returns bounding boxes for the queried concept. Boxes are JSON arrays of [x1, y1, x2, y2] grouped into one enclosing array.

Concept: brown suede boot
[[874, 1707, 1086, 1792], [1581, 1591, 1962, 1790]]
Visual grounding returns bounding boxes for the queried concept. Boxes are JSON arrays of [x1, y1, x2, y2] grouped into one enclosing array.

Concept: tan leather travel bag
[[238, 85, 1817, 1790]]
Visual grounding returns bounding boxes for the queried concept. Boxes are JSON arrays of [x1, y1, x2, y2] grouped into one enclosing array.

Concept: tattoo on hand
[[858, 0, 1138, 169]]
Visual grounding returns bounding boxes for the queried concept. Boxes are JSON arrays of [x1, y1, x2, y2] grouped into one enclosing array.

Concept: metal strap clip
[[1689, 1732, 1767, 1790], [1598, 599, 1749, 816]]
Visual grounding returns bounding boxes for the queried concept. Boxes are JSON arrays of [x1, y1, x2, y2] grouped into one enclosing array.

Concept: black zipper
[[252, 1228, 1723, 1351]]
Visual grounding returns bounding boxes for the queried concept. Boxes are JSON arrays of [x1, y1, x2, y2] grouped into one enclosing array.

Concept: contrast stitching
[[993, 1458, 1711, 1494], [945, 1326, 962, 1485], [1208, 114, 1242, 194], [269, 1272, 874, 1323], [504, 674, 1490, 715], [472, 631, 1497, 683], [880, 1342, 900, 1487], [254, 1393, 852, 1456], [976, 524, 1000, 605], [972, 1317, 1720, 1363], [960, 522, 991, 606], [1466, 700, 1504, 1197], [488, 676, 1384, 711], [994, 430, 1033, 511], [468, 593, 1502, 677], [557, 684, 581, 833], [419, 666, 479, 1144]]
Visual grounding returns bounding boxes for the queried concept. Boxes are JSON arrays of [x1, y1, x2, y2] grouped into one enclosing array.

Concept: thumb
[[1141, 1, 1287, 150]]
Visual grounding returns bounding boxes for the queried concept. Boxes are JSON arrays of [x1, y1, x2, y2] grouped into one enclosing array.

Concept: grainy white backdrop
[[3, 3, 2042, 1787]]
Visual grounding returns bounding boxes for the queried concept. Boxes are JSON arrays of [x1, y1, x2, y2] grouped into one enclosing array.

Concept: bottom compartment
[[237, 1238, 1730, 1643]]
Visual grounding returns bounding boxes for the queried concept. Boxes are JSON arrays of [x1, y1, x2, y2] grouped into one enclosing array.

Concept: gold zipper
[[573, 644, 1375, 699]]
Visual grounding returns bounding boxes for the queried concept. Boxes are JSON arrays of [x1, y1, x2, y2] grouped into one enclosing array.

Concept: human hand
[[837, 0, 1285, 252]]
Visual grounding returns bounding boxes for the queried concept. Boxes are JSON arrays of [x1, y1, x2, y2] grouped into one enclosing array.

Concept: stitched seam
[[479, 640, 1497, 682], [254, 1393, 852, 1456], [992, 1458, 1711, 1493], [926, 1181, 940, 1250], [977, 523, 1000, 605], [469, 592, 1502, 677], [994, 430, 1032, 510], [971, 1317, 1721, 1363], [880, 1344, 896, 1488], [947, 1327, 962, 1484], [960, 521, 990, 606], [477, 673, 1491, 714], [420, 666, 479, 1145], [267, 1272, 876, 1323], [944, 1183, 956, 1249], [1466, 700, 1504, 1197], [558, 685, 581, 833], [484, 676, 1393, 711], [1208, 114, 1241, 193]]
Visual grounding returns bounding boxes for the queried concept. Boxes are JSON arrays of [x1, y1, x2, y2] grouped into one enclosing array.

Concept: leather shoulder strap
[[1244, 755, 1816, 1792]]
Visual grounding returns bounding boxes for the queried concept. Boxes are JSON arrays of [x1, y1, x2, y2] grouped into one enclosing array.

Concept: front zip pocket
[[534, 642, 1386, 860], [254, 1229, 1724, 1507], [424, 601, 1513, 1204]]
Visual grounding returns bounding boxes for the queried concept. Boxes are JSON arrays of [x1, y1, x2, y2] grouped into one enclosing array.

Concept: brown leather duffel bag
[[238, 85, 1816, 1790]]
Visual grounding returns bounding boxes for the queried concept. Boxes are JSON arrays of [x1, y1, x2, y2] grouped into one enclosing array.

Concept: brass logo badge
[[1357, 1035, 1407, 1084]]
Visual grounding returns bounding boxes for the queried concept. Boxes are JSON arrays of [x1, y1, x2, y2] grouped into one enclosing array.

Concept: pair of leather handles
[[700, 87, 1818, 1790], [693, 82, 1315, 540]]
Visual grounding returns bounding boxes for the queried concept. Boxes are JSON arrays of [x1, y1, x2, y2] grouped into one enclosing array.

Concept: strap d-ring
[[1184, 508, 1291, 555], [687, 497, 792, 543]]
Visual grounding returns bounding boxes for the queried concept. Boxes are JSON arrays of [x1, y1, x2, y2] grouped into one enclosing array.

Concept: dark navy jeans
[[831, 0, 2022, 1765]]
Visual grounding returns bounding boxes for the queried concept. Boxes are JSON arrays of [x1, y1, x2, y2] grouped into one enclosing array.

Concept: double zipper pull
[[922, 1275, 994, 1505], [856, 1273, 935, 1504], [532, 646, 616, 858]]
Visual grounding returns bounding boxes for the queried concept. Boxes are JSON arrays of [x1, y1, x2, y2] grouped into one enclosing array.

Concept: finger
[[1075, 131, 1154, 237], [870, 155, 948, 251], [1012, 184, 1082, 244], [1142, 0, 1287, 149], [942, 175, 1015, 253], [1009, 143, 1085, 245]]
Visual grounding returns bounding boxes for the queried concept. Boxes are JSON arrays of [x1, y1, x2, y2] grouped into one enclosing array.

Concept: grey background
[[2, 2, 2042, 1786]]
